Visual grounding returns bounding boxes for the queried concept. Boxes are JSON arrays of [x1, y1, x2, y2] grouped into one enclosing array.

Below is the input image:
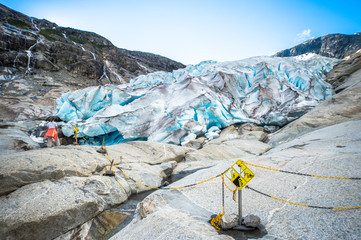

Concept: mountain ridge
[[0, 3, 185, 85], [274, 32, 361, 59]]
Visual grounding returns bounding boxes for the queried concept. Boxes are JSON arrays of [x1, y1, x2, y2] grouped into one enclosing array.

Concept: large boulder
[[0, 176, 129, 240], [106, 141, 192, 165], [0, 145, 108, 196], [104, 141, 193, 193], [186, 139, 271, 161], [0, 126, 39, 155], [116, 161, 177, 194], [205, 124, 266, 146]]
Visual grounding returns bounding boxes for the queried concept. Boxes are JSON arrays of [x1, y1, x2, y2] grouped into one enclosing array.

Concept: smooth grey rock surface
[[110, 190, 232, 240], [110, 120, 361, 240]]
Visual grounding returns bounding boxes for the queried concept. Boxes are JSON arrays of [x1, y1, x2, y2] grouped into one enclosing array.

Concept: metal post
[[238, 189, 242, 225]]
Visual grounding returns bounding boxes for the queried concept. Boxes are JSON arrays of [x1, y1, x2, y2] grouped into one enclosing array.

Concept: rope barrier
[[101, 147, 361, 210], [241, 160, 361, 180], [221, 172, 237, 202], [245, 185, 361, 210]]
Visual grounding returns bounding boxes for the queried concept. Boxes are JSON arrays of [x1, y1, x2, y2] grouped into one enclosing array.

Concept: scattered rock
[[264, 125, 279, 133], [181, 133, 197, 146], [239, 123, 264, 132], [243, 214, 261, 227], [183, 137, 206, 149], [238, 131, 266, 142], [220, 214, 239, 229], [205, 125, 239, 145], [205, 124, 267, 146]]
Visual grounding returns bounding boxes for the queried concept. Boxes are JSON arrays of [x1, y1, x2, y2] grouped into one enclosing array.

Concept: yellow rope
[[246, 186, 361, 210], [102, 148, 361, 210], [242, 160, 361, 180]]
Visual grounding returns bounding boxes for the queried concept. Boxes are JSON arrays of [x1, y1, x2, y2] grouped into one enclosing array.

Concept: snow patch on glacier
[[55, 55, 339, 145]]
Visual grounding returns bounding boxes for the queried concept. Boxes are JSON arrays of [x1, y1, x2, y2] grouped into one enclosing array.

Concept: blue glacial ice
[[56, 55, 339, 145]]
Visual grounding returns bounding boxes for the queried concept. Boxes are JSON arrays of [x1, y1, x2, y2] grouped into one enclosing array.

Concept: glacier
[[55, 55, 339, 145]]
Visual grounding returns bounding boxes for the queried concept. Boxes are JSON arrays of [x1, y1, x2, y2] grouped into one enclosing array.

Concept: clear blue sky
[[1, 0, 360, 64]]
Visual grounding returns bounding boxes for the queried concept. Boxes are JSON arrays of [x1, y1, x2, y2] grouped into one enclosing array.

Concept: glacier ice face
[[55, 55, 339, 145]]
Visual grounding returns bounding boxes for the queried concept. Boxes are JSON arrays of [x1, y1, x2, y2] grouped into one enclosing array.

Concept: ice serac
[[56, 55, 339, 145]]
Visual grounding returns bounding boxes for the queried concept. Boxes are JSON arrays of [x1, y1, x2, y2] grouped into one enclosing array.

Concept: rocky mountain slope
[[274, 32, 361, 59], [0, 3, 185, 122]]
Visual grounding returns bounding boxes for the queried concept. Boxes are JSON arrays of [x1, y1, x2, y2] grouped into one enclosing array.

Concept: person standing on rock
[[44, 117, 60, 147]]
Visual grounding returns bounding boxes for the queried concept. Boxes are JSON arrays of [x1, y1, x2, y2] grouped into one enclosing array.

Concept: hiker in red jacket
[[44, 117, 60, 147]]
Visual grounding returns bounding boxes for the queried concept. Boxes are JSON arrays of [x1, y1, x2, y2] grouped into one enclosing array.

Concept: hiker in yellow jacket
[[44, 117, 61, 147]]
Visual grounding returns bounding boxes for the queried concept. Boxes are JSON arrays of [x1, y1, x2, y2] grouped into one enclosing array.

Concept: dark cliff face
[[325, 50, 361, 90], [274, 33, 361, 59], [0, 4, 185, 86], [0, 3, 185, 122]]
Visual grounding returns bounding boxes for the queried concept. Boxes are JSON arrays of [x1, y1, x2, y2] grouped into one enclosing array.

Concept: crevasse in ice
[[56, 55, 339, 145]]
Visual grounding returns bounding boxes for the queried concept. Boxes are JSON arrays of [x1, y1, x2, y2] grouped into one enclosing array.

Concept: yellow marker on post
[[224, 160, 255, 230], [225, 160, 254, 190], [73, 126, 80, 145]]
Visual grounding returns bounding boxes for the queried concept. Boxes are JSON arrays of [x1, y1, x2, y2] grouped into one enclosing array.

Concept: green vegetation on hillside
[[68, 35, 109, 50], [7, 19, 30, 29], [39, 29, 64, 41], [68, 35, 86, 44], [63, 27, 112, 50]]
